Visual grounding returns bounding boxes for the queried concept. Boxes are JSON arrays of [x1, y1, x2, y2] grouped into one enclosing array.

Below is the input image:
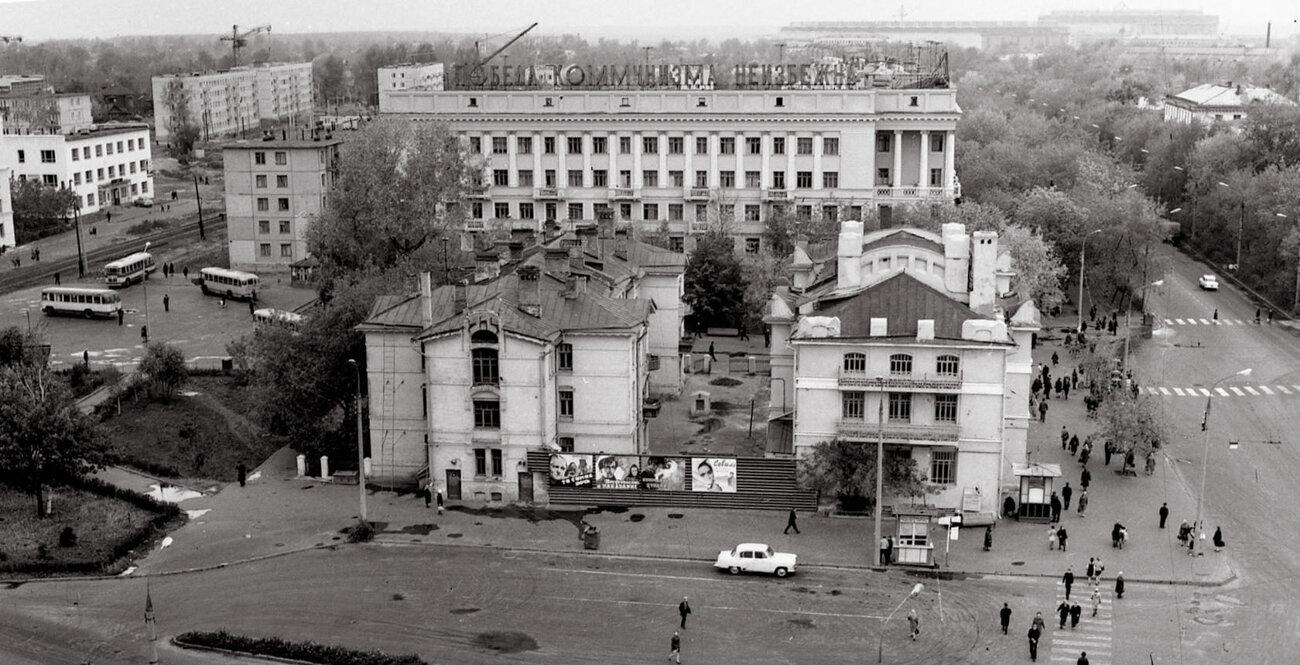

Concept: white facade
[[0, 165, 13, 248], [0, 92, 93, 135], [153, 63, 314, 142], [380, 85, 960, 248], [0, 122, 153, 214], [767, 222, 1038, 517], [222, 137, 340, 273], [1163, 83, 1294, 125], [377, 63, 445, 92]]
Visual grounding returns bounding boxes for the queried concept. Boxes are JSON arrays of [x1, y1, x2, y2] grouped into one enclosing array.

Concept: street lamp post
[[1077, 229, 1104, 331], [877, 583, 925, 664], [347, 358, 368, 522], [1194, 368, 1252, 559], [874, 376, 885, 567]]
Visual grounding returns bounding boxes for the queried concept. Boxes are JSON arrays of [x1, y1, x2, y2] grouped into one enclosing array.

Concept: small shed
[[891, 505, 947, 567], [689, 390, 711, 416], [1011, 462, 1062, 522]]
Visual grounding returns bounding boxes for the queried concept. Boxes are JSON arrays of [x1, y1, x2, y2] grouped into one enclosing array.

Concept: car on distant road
[[133, 196, 154, 208], [714, 543, 797, 577], [1199, 274, 1219, 291]]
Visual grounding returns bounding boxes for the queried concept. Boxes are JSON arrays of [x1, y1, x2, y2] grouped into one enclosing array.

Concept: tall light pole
[[141, 241, 152, 344], [347, 358, 368, 522], [1077, 229, 1103, 331], [874, 376, 885, 566], [877, 583, 925, 664], [1194, 368, 1251, 558], [1217, 181, 1244, 271]]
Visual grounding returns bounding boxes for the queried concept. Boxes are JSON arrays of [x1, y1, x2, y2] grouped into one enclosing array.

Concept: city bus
[[103, 251, 156, 288], [196, 267, 260, 301], [252, 308, 303, 331], [40, 287, 123, 319]]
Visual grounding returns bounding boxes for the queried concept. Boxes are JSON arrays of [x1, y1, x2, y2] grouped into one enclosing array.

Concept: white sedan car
[[715, 543, 797, 577], [1199, 274, 1219, 291]]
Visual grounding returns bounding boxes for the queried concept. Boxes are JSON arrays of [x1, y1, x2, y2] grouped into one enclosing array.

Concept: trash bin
[[583, 526, 600, 550], [221, 357, 233, 375]]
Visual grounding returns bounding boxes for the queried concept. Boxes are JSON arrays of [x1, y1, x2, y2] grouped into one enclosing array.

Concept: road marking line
[[1165, 318, 1175, 325], [1143, 386, 1158, 395], [1260, 386, 1275, 395], [1216, 387, 1229, 396], [1197, 388, 1210, 396], [1172, 387, 1185, 396], [1278, 386, 1292, 394], [1230, 387, 1245, 396], [1222, 319, 1235, 325], [1243, 386, 1260, 395], [1159, 387, 1171, 395]]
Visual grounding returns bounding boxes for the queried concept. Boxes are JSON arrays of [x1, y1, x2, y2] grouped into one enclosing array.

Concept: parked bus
[[252, 308, 303, 331], [196, 267, 260, 301], [41, 287, 123, 319], [103, 251, 156, 288]]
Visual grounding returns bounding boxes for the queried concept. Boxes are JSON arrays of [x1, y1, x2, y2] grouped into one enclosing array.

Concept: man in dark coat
[[1115, 573, 1125, 599], [1049, 492, 1062, 523], [1057, 526, 1068, 552], [679, 596, 692, 628], [1069, 602, 1082, 628], [1000, 603, 1012, 634], [1028, 625, 1041, 661], [784, 508, 800, 534], [1061, 483, 1073, 511], [1159, 502, 1169, 528], [1080, 468, 1091, 490], [1063, 567, 1075, 599], [1057, 600, 1070, 628]]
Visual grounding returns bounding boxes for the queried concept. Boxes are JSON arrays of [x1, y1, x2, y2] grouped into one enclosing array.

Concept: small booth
[[891, 505, 946, 567], [1011, 462, 1062, 522]]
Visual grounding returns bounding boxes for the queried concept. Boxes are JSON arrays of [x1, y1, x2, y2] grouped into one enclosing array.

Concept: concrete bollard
[[320, 455, 330, 480], [296, 454, 306, 478], [363, 457, 372, 476]]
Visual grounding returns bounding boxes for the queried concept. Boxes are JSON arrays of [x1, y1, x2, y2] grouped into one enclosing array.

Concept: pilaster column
[[507, 132, 518, 187], [919, 131, 930, 189], [533, 132, 543, 188], [944, 130, 956, 194], [813, 133, 824, 190], [658, 132, 669, 190], [709, 133, 719, 188], [582, 133, 592, 188], [892, 130, 903, 188]]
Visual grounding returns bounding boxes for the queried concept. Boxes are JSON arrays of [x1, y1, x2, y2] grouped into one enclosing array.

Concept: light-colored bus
[[41, 287, 123, 319], [253, 308, 303, 331], [196, 267, 260, 301], [103, 251, 156, 288]]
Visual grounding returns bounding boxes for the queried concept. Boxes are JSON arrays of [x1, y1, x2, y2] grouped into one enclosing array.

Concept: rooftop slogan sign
[[450, 62, 895, 90]]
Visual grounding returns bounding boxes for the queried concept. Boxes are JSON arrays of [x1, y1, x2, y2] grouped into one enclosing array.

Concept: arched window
[[472, 348, 499, 386], [843, 352, 866, 373], [471, 329, 498, 344], [889, 353, 912, 375], [936, 354, 959, 377]]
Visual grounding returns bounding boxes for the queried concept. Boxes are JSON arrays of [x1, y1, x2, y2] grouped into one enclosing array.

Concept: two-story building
[[359, 268, 651, 504], [766, 221, 1038, 521], [0, 118, 153, 214], [221, 136, 341, 273], [1163, 82, 1294, 125]]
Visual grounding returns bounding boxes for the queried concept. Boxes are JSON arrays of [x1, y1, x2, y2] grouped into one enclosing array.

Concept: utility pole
[[72, 203, 86, 278], [192, 172, 206, 240]]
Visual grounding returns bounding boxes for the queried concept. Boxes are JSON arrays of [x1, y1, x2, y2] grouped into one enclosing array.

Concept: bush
[[59, 527, 78, 548], [346, 519, 375, 543], [126, 218, 170, 235], [175, 630, 427, 665], [709, 377, 743, 387]]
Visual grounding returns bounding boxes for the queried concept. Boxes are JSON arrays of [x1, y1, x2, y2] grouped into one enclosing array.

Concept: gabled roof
[[1170, 83, 1294, 108], [803, 271, 999, 341]]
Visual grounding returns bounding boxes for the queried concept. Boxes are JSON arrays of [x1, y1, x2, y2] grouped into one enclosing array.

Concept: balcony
[[762, 188, 791, 202], [838, 370, 962, 392], [466, 184, 490, 200], [464, 219, 486, 231], [689, 219, 710, 234], [534, 186, 563, 200], [873, 186, 954, 201], [836, 420, 961, 444], [684, 186, 714, 201], [610, 186, 640, 201]]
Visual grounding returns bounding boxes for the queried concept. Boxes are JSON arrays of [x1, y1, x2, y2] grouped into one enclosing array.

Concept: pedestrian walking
[[1159, 502, 1169, 529], [1048, 526, 1058, 550], [1071, 369, 1078, 389], [784, 508, 800, 534], [1043, 379, 1052, 400], [106, 211, 112, 224], [1000, 603, 1012, 634], [163, 293, 170, 312], [82, 349, 89, 367], [220, 297, 226, 309], [424, 484, 432, 508], [1057, 526, 1068, 552], [1092, 558, 1104, 585], [1077, 651, 1089, 665], [237, 462, 247, 487], [1052, 351, 1059, 366], [1213, 308, 1218, 321], [886, 536, 894, 564], [117, 309, 124, 326], [1080, 468, 1091, 490], [1063, 567, 1075, 599], [1085, 558, 1095, 581], [983, 526, 993, 551], [1049, 492, 1061, 523], [54, 271, 60, 285], [1062, 379, 1070, 399], [907, 609, 919, 640], [1069, 434, 1079, 454], [1269, 308, 1275, 323], [1255, 307, 1261, 324], [1077, 490, 1088, 516], [1028, 625, 1041, 662], [1057, 600, 1069, 628], [678, 597, 691, 629], [1114, 573, 1124, 599], [707, 342, 716, 360], [1090, 587, 1100, 617], [1089, 304, 1097, 321], [879, 535, 890, 564], [436, 489, 444, 514], [1038, 400, 1048, 422], [668, 631, 681, 664], [249, 300, 256, 316], [1213, 526, 1225, 551], [1061, 483, 1072, 511], [183, 266, 189, 280], [1069, 602, 1082, 628], [1061, 426, 1069, 449]]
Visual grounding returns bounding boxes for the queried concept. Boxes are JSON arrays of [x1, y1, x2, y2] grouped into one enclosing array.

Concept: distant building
[[0, 165, 13, 248], [94, 84, 144, 123], [152, 63, 314, 142], [0, 117, 153, 214], [1039, 9, 1218, 43], [765, 222, 1037, 521], [1164, 82, 1294, 125], [0, 91, 93, 135], [221, 135, 342, 273], [0, 75, 46, 95], [377, 63, 445, 92], [778, 21, 1069, 52]]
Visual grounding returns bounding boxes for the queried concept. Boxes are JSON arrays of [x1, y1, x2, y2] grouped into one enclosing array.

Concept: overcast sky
[[1, 0, 1297, 41]]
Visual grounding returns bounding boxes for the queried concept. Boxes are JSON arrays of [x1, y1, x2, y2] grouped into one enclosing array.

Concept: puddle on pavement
[[473, 631, 538, 653]]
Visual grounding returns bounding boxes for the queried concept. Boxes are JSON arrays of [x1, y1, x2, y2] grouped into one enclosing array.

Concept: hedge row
[[175, 630, 427, 665]]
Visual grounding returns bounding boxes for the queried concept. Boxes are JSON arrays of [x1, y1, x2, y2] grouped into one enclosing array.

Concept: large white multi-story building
[[0, 165, 13, 249], [0, 91, 93, 135], [377, 63, 445, 92], [766, 221, 1038, 523], [152, 63, 314, 142], [0, 119, 153, 214], [379, 60, 960, 252], [221, 136, 341, 273]]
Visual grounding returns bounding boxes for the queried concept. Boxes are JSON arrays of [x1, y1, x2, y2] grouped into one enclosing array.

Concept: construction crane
[[220, 24, 271, 66], [476, 22, 538, 67], [0, 35, 22, 45]]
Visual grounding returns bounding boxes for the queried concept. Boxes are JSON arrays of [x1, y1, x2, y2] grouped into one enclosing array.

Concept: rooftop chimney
[[508, 241, 524, 261], [475, 251, 501, 282], [869, 317, 887, 337], [916, 319, 935, 342], [564, 273, 587, 299], [614, 228, 629, 259], [453, 282, 467, 312], [836, 221, 864, 291], [544, 248, 570, 277], [518, 265, 541, 317], [420, 272, 433, 329]]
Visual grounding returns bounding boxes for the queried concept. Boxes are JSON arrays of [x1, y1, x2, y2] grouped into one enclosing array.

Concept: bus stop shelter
[[1011, 462, 1061, 523]]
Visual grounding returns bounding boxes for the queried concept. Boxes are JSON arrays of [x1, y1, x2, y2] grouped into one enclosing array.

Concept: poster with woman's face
[[691, 457, 736, 492], [594, 455, 640, 488], [548, 454, 594, 487]]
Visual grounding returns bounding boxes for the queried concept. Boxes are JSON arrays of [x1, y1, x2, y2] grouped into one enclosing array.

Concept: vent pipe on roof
[[420, 272, 433, 328]]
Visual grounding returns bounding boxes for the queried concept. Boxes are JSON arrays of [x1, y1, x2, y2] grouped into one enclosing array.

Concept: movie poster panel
[[641, 456, 686, 491], [593, 455, 641, 489], [548, 454, 595, 487], [691, 457, 737, 492]]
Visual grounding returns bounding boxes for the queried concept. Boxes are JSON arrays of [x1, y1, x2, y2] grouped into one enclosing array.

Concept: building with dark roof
[[765, 221, 1039, 533]]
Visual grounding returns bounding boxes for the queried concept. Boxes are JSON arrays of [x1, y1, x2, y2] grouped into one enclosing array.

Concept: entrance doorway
[[445, 469, 461, 501], [517, 471, 533, 503]]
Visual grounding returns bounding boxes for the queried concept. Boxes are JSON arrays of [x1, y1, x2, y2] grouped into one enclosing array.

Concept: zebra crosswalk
[[1140, 384, 1300, 398], [1163, 317, 1264, 326], [1049, 580, 1113, 664]]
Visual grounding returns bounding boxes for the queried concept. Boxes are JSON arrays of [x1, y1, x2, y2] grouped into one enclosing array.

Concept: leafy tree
[[306, 119, 479, 290], [1000, 224, 1067, 312], [683, 229, 748, 330], [797, 439, 938, 510], [138, 342, 187, 402], [9, 179, 77, 243], [160, 80, 199, 159], [0, 362, 110, 518], [739, 249, 785, 333], [1094, 393, 1166, 471], [1241, 102, 1300, 172]]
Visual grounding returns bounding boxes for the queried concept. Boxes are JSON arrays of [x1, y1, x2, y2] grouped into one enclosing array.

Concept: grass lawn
[[0, 484, 158, 571], [99, 375, 287, 484]]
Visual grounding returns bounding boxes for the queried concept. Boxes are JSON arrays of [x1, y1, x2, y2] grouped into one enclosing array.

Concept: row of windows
[[257, 220, 293, 234], [491, 168, 841, 190], [70, 160, 149, 185], [470, 334, 577, 428], [258, 243, 294, 258], [474, 447, 504, 477], [471, 389, 577, 429], [17, 137, 147, 165], [256, 197, 292, 212], [253, 151, 290, 166], [473, 133, 947, 156], [843, 353, 960, 376], [254, 174, 291, 188], [842, 392, 958, 423], [477, 200, 853, 224]]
